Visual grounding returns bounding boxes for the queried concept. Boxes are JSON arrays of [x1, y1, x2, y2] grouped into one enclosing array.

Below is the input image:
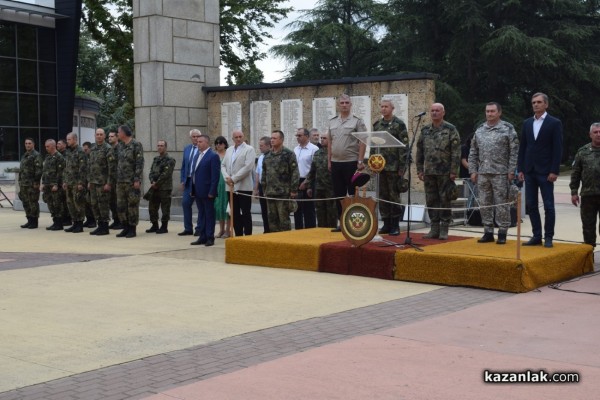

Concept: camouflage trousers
[[314, 189, 337, 228], [65, 185, 87, 222], [267, 197, 293, 232], [89, 183, 111, 222], [478, 174, 510, 233], [116, 182, 141, 226], [379, 170, 402, 218], [42, 186, 63, 219], [423, 175, 452, 224], [148, 189, 172, 223], [19, 183, 40, 218], [110, 188, 119, 221], [580, 195, 600, 247]]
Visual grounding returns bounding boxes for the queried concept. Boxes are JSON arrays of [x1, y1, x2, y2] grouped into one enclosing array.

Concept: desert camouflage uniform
[[570, 143, 600, 246], [373, 116, 409, 219], [304, 147, 337, 228], [19, 149, 43, 218], [88, 142, 116, 223], [147, 153, 176, 224], [63, 145, 88, 222], [116, 140, 144, 226], [261, 147, 299, 232], [469, 120, 519, 234], [416, 121, 461, 224], [42, 152, 65, 219]]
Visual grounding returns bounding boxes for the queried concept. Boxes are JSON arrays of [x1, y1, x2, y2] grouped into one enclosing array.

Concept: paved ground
[[0, 176, 598, 399]]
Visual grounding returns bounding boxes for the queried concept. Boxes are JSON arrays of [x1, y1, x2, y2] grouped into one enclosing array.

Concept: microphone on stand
[[414, 111, 427, 118]]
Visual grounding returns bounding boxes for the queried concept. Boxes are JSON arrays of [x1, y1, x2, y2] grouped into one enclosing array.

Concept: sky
[[220, 0, 317, 85]]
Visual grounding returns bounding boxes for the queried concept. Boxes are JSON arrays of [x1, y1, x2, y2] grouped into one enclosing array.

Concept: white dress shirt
[[294, 142, 319, 178], [533, 112, 547, 140]]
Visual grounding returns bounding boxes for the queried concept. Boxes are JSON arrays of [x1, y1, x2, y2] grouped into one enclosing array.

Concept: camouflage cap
[[396, 178, 409, 194], [442, 179, 459, 202]]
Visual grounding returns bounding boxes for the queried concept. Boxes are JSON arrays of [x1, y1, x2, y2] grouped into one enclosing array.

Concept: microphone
[[414, 111, 427, 118]]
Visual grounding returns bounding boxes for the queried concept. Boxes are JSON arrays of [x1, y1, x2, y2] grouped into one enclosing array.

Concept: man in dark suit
[[179, 129, 201, 236], [191, 134, 221, 247], [517, 92, 563, 248]]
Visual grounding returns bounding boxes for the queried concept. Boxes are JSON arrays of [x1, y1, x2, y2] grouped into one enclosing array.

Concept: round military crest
[[341, 202, 374, 241], [368, 154, 386, 173]]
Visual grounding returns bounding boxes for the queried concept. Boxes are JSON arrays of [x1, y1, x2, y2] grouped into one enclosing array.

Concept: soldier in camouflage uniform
[[41, 139, 65, 231], [62, 133, 88, 233], [56, 139, 72, 226], [145, 140, 176, 234], [115, 125, 144, 238], [261, 130, 300, 232], [303, 133, 337, 228], [19, 138, 43, 229], [107, 131, 122, 229], [82, 141, 96, 228], [88, 129, 116, 236], [469, 102, 519, 244], [570, 122, 600, 247], [416, 103, 461, 240], [373, 99, 409, 236]]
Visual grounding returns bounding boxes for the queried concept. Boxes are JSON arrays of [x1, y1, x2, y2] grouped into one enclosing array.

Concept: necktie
[[188, 147, 197, 177]]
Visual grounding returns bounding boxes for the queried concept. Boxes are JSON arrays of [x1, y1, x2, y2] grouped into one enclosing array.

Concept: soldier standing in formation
[[373, 99, 409, 236], [261, 130, 299, 232], [303, 132, 337, 228], [107, 131, 122, 229], [82, 141, 96, 229], [63, 133, 88, 233], [19, 138, 43, 229], [56, 138, 71, 226], [469, 102, 519, 245], [416, 103, 461, 240], [145, 140, 176, 234], [88, 128, 116, 236], [42, 139, 65, 231], [570, 122, 600, 247], [115, 125, 144, 238]]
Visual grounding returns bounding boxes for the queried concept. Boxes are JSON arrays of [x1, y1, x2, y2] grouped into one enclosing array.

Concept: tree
[[271, 0, 387, 81]]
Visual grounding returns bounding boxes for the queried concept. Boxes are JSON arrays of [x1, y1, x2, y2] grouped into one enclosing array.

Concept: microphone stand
[[403, 114, 425, 250]]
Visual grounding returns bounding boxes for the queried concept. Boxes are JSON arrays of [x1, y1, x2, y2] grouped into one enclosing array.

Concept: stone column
[[133, 0, 220, 195]]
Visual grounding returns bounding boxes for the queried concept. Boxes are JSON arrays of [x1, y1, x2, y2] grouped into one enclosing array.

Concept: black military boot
[[146, 222, 159, 233], [156, 221, 168, 234], [64, 220, 76, 232], [71, 221, 84, 233], [389, 217, 400, 236], [496, 232, 507, 245], [125, 225, 137, 238], [109, 218, 123, 230], [27, 218, 38, 229], [89, 223, 101, 235], [83, 217, 97, 228], [478, 232, 495, 243], [21, 217, 32, 228], [116, 223, 130, 237], [378, 218, 390, 234], [46, 218, 57, 230], [49, 218, 64, 231], [95, 221, 110, 236]]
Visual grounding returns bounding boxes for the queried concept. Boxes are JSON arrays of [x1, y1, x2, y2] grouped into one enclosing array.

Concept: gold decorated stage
[[225, 228, 593, 293]]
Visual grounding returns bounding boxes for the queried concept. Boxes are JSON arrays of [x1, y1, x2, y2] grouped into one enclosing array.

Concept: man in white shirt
[[221, 130, 256, 236], [294, 128, 319, 229]]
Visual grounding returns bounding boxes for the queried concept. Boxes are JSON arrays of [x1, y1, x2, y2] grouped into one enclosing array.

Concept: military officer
[[41, 139, 65, 231], [145, 140, 176, 234], [88, 128, 116, 236], [19, 138, 43, 229], [115, 125, 144, 238]]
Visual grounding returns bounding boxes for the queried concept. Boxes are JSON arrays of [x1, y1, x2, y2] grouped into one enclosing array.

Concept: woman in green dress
[[214, 136, 231, 238]]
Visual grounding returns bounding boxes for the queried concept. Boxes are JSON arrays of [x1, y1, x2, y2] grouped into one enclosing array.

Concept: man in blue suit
[[179, 129, 201, 236], [191, 134, 220, 247], [517, 92, 563, 248]]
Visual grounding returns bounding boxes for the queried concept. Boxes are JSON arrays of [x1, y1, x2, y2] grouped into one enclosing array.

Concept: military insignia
[[368, 154, 386, 173], [340, 191, 378, 247]]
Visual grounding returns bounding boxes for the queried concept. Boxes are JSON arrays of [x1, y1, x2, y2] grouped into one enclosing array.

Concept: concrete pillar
[[133, 0, 220, 195]]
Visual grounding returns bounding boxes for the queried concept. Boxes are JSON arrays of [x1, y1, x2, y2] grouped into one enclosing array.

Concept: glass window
[[40, 95, 58, 127], [18, 59, 38, 93], [38, 62, 56, 94], [38, 28, 56, 62], [0, 93, 18, 126], [0, 58, 17, 91], [19, 94, 39, 127], [0, 22, 15, 57], [73, 115, 78, 127], [0, 127, 18, 161], [17, 25, 36, 60]]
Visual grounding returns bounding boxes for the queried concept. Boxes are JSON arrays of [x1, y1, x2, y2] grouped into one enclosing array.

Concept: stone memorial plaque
[[221, 102, 242, 138], [250, 100, 272, 147], [312, 97, 336, 134], [280, 99, 303, 149], [382, 93, 409, 125]]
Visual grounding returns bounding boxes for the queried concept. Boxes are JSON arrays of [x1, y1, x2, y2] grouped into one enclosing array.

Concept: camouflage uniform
[[42, 152, 65, 220], [569, 143, 600, 246], [469, 120, 519, 234], [19, 149, 43, 218], [416, 121, 461, 225], [261, 147, 299, 232], [63, 145, 88, 222], [147, 153, 176, 223], [88, 142, 116, 223], [109, 144, 119, 225], [116, 139, 144, 226], [304, 148, 337, 228], [373, 116, 409, 221]]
